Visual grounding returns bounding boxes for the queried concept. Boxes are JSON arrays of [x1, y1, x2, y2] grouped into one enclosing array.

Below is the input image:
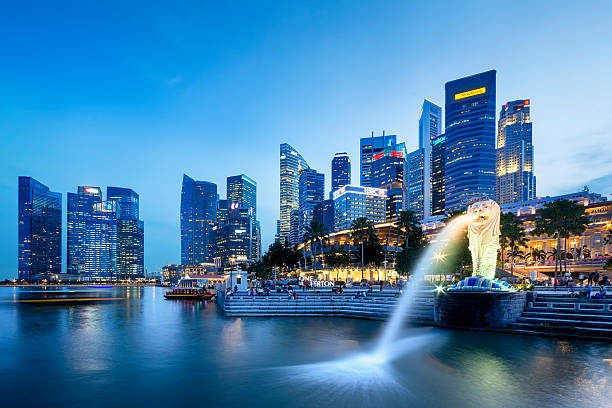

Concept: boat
[[164, 287, 214, 300], [164, 276, 215, 300]]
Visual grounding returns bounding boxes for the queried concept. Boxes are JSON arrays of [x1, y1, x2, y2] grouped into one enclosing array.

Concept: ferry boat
[[164, 276, 215, 300]]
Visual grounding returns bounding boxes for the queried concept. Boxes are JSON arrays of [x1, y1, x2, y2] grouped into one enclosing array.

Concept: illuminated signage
[[432, 136, 445, 146], [454, 87, 486, 100], [524, 99, 530, 106], [390, 151, 404, 158], [85, 187, 99, 194], [373, 152, 384, 161]]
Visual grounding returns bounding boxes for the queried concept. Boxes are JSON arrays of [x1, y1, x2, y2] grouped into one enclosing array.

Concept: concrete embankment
[[218, 288, 434, 323]]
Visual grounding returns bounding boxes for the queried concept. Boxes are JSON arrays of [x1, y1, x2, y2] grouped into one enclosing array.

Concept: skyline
[[2, 1, 612, 279]]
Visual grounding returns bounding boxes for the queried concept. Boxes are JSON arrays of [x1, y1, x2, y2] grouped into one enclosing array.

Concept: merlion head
[[467, 199, 501, 236]]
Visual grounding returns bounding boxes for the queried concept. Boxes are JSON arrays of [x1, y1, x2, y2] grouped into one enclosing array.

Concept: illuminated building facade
[[67, 186, 118, 279], [444, 70, 496, 211], [227, 174, 256, 218], [431, 134, 446, 216], [279, 143, 309, 242], [107, 187, 144, 279], [370, 142, 407, 220], [215, 205, 255, 272], [331, 152, 351, 194], [217, 199, 229, 226], [18, 176, 62, 281], [180, 175, 217, 264], [407, 148, 425, 219], [333, 185, 387, 231], [418, 100, 442, 218], [299, 168, 324, 239], [496, 99, 535, 204], [360, 132, 396, 187]]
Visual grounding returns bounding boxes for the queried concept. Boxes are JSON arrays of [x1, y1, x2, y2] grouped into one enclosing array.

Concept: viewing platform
[[218, 288, 434, 324]]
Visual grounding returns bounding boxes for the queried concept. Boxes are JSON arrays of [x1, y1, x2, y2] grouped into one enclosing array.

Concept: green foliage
[[247, 260, 272, 280], [325, 246, 351, 269], [391, 210, 427, 276], [500, 212, 527, 274], [262, 240, 300, 272], [533, 199, 590, 278]]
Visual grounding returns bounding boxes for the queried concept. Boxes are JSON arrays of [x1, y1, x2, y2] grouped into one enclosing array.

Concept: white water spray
[[376, 214, 472, 352]]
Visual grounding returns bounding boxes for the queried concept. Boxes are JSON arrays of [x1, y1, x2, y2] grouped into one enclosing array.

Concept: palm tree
[[350, 217, 374, 281], [533, 199, 590, 281], [500, 212, 527, 276], [499, 212, 516, 272], [393, 210, 421, 271], [304, 221, 327, 279]]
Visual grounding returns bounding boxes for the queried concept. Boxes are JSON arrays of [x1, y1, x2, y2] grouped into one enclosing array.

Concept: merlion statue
[[467, 200, 500, 280]]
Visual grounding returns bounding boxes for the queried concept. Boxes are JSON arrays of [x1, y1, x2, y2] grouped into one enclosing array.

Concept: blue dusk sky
[[1, 1, 611, 279]]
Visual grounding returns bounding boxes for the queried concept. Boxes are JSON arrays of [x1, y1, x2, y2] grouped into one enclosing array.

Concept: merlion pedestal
[[467, 199, 501, 281]]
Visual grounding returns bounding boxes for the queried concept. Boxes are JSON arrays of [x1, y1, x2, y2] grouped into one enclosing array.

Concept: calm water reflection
[[0, 286, 610, 407]]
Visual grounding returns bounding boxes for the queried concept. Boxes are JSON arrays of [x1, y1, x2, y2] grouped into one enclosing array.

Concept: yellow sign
[[454, 87, 486, 100]]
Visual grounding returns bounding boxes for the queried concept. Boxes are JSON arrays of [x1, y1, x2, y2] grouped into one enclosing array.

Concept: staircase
[[220, 289, 434, 323], [508, 292, 612, 341]]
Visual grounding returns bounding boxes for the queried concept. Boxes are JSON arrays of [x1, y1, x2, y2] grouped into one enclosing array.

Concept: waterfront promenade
[[219, 286, 612, 342]]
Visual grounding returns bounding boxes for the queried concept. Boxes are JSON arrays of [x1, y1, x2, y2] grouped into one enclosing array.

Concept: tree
[[499, 212, 515, 272], [604, 257, 612, 273], [304, 220, 327, 277], [500, 212, 527, 276], [350, 217, 374, 281], [247, 260, 272, 280], [325, 246, 351, 281], [533, 199, 590, 281], [441, 211, 472, 279]]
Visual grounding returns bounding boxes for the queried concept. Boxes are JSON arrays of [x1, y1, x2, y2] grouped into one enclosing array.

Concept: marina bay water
[[1, 286, 611, 408]]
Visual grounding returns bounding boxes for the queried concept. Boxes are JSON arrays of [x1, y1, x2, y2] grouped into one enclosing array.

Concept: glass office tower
[[444, 70, 496, 211], [331, 152, 351, 194], [418, 100, 442, 218], [279, 143, 309, 242], [496, 99, 535, 204], [107, 187, 144, 279], [369, 142, 407, 220], [431, 134, 446, 216], [67, 186, 118, 279], [227, 174, 257, 218], [215, 206, 255, 272], [18, 176, 62, 281], [408, 148, 426, 219], [299, 168, 324, 239], [180, 175, 217, 265], [360, 132, 397, 187], [313, 199, 335, 233]]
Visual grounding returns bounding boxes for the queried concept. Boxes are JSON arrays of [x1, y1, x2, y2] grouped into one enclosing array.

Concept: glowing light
[[432, 252, 446, 263], [454, 87, 486, 100], [434, 285, 444, 293]]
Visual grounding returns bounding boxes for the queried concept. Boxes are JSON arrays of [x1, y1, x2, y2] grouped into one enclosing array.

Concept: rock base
[[434, 291, 527, 328]]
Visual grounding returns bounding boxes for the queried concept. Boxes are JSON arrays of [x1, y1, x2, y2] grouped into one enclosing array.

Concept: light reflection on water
[[0, 286, 610, 408]]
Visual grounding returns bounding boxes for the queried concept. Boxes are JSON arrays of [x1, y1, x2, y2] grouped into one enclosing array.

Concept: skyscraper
[[107, 187, 144, 279], [496, 99, 535, 204], [407, 148, 425, 219], [299, 168, 324, 235], [18, 176, 61, 281], [444, 70, 496, 211], [331, 152, 351, 194], [360, 132, 397, 187], [67, 186, 118, 279], [215, 204, 256, 271], [333, 186, 387, 231], [279, 143, 309, 242], [313, 199, 335, 232], [180, 174, 217, 265], [369, 142, 407, 220], [431, 134, 446, 216], [227, 174, 256, 217], [418, 100, 442, 218]]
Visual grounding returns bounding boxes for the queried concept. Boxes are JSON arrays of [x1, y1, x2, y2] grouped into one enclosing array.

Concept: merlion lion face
[[467, 199, 501, 236], [468, 201, 495, 228]]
